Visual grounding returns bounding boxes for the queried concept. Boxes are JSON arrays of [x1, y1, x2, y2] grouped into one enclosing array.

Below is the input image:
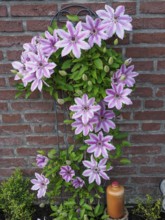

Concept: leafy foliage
[[0, 169, 34, 220]]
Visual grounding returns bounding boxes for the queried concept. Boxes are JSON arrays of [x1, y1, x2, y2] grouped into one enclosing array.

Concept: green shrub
[[0, 169, 34, 220], [133, 194, 162, 220]]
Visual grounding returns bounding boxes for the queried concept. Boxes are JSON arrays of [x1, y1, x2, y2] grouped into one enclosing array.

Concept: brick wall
[[0, 0, 165, 203]]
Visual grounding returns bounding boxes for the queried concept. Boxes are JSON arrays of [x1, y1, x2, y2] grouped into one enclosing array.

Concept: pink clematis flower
[[69, 94, 101, 124], [82, 15, 108, 47], [96, 5, 132, 39], [72, 177, 85, 189], [56, 21, 90, 58], [94, 101, 116, 133], [31, 173, 49, 198], [71, 117, 97, 136], [40, 30, 59, 57], [104, 83, 132, 110], [59, 165, 75, 182], [82, 155, 112, 185], [112, 64, 139, 87], [36, 154, 49, 168], [85, 131, 115, 158]]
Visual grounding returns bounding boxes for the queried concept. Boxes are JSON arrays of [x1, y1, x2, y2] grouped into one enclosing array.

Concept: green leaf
[[48, 149, 56, 159], [94, 204, 100, 216], [68, 145, 74, 154], [94, 58, 103, 70], [80, 209, 85, 219], [64, 119, 73, 125], [61, 60, 72, 70], [15, 91, 22, 99], [66, 14, 79, 22], [71, 63, 81, 72], [48, 26, 54, 34], [120, 158, 131, 165], [83, 204, 92, 211]]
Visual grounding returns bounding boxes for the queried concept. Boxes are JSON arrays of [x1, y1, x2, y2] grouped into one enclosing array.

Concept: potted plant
[[12, 4, 139, 219]]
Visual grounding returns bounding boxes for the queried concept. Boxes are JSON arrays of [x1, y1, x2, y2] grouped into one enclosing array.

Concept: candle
[[106, 181, 125, 219]]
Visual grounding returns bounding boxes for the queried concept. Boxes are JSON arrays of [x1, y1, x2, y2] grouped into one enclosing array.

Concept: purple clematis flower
[[40, 30, 59, 57], [94, 101, 116, 133], [59, 165, 75, 182], [71, 117, 97, 136], [104, 83, 132, 110], [36, 154, 49, 168], [85, 131, 115, 158], [31, 173, 49, 198], [70, 94, 100, 124], [82, 15, 108, 47], [72, 177, 85, 189], [82, 155, 112, 185], [23, 36, 40, 54], [112, 64, 139, 87], [56, 21, 90, 58], [96, 5, 132, 39]]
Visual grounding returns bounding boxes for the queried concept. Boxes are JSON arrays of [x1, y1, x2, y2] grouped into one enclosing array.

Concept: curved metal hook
[[50, 4, 97, 26]]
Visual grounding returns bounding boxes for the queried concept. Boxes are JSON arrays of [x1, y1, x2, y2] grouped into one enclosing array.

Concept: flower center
[[93, 166, 100, 173], [71, 36, 77, 43], [97, 141, 103, 147], [83, 106, 89, 111], [120, 74, 126, 81], [92, 28, 97, 35], [100, 116, 105, 121]]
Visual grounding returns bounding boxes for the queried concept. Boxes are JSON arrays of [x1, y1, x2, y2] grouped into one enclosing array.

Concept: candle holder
[[108, 207, 129, 220]]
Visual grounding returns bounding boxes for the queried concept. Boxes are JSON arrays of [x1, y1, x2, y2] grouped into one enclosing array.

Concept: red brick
[[131, 134, 165, 144], [133, 17, 165, 29], [0, 158, 27, 168], [131, 156, 150, 164], [0, 90, 17, 100], [27, 20, 49, 31], [0, 103, 8, 111], [156, 87, 165, 97], [22, 168, 40, 177], [126, 47, 165, 58], [145, 100, 163, 108], [7, 50, 22, 61], [0, 169, 15, 178], [0, 36, 32, 47], [140, 1, 165, 14], [0, 148, 14, 156], [16, 147, 52, 156], [133, 87, 153, 97], [0, 64, 12, 74], [117, 123, 139, 132], [153, 155, 165, 164], [133, 61, 153, 71], [0, 51, 3, 60], [157, 60, 165, 71], [0, 21, 23, 32], [131, 176, 162, 184], [0, 137, 23, 146], [138, 74, 165, 84], [142, 123, 161, 131], [26, 136, 64, 146], [133, 33, 165, 44], [106, 34, 130, 45], [11, 101, 54, 111], [11, 4, 57, 17], [34, 125, 55, 133], [111, 166, 136, 175], [0, 125, 31, 134], [140, 166, 165, 174], [120, 112, 131, 120], [2, 114, 22, 123], [24, 113, 55, 123], [0, 78, 6, 87], [137, 186, 159, 195], [124, 146, 161, 155], [134, 111, 165, 120], [0, 5, 7, 17]]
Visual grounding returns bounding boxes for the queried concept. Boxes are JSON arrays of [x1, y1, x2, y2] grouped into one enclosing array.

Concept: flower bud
[[59, 70, 67, 76], [57, 98, 65, 105], [108, 57, 113, 65], [75, 89, 83, 96], [114, 38, 119, 45], [66, 160, 71, 165], [104, 65, 110, 73], [82, 74, 88, 81], [11, 69, 18, 74], [87, 81, 92, 86], [39, 203, 45, 208], [103, 47, 107, 53], [124, 58, 132, 66]]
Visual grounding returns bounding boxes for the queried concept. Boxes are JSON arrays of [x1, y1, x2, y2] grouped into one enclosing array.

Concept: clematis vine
[[72, 177, 85, 189], [85, 131, 115, 158], [104, 83, 132, 110], [96, 5, 132, 39], [56, 21, 90, 58], [31, 173, 49, 199], [82, 155, 112, 185], [59, 165, 75, 182]]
